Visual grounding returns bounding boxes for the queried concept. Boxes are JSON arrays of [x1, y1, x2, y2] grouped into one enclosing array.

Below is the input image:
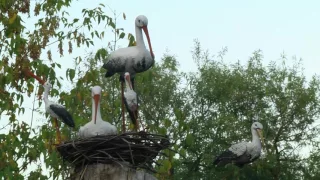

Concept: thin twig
[[79, 164, 88, 180], [0, 122, 10, 131], [29, 84, 39, 134], [122, 138, 135, 165]]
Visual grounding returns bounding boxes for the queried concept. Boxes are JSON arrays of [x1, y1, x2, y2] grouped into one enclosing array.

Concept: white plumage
[[78, 86, 117, 138], [103, 15, 155, 81], [124, 72, 138, 112], [214, 122, 264, 167], [228, 141, 247, 157], [124, 89, 138, 109], [228, 138, 261, 161], [43, 82, 75, 128]]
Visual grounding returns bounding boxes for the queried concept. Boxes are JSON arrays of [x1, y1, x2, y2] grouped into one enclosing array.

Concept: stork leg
[[131, 78, 135, 90], [133, 112, 139, 131], [54, 118, 61, 144], [121, 81, 126, 133]]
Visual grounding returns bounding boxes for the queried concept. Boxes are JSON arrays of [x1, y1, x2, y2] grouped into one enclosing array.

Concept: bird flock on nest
[[33, 15, 265, 169]]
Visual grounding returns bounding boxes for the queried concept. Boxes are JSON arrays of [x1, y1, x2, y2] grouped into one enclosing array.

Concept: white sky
[[1, 0, 320, 177]]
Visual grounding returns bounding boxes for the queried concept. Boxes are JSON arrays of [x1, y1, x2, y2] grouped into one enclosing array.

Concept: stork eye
[[255, 124, 257, 126], [138, 20, 141, 23]]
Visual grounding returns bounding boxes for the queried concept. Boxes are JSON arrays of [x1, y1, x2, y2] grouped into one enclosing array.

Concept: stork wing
[[213, 142, 248, 166], [103, 46, 138, 77], [50, 104, 75, 128], [123, 96, 138, 125], [229, 142, 248, 157]]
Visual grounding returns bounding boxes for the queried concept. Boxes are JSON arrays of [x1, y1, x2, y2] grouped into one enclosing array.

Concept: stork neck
[[252, 129, 261, 147], [43, 87, 50, 103], [92, 98, 102, 122], [124, 79, 132, 90], [135, 26, 145, 47]]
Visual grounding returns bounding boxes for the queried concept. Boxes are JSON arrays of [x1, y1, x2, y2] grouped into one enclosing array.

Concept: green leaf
[[164, 118, 172, 128], [68, 69, 75, 81], [98, 16, 101, 24], [51, 89, 59, 96], [162, 159, 171, 171], [179, 148, 186, 157], [9, 13, 17, 24], [158, 127, 167, 135], [185, 134, 194, 146], [119, 32, 125, 39], [73, 18, 79, 23], [109, 21, 116, 29], [95, 31, 99, 38]]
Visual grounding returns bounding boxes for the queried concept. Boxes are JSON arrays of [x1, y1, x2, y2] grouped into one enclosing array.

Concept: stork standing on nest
[[43, 82, 75, 144], [102, 15, 154, 132], [123, 72, 139, 131], [78, 86, 117, 138], [213, 122, 264, 168]]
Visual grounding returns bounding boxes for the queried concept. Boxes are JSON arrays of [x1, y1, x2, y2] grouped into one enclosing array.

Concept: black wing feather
[[214, 149, 257, 168], [50, 104, 75, 127], [103, 58, 126, 78], [213, 150, 238, 167], [123, 97, 138, 125]]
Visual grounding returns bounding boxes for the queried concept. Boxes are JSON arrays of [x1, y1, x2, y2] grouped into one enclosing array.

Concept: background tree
[[172, 40, 320, 180], [0, 1, 133, 179]]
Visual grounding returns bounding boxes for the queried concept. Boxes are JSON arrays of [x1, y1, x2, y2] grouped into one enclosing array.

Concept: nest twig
[[56, 132, 171, 172]]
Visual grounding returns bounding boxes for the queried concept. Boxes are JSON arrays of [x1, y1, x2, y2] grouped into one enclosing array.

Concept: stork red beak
[[142, 26, 154, 59], [125, 74, 133, 89], [93, 94, 100, 124], [24, 69, 45, 85]]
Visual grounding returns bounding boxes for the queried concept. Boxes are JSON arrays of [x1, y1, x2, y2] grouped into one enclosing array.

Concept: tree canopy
[[1, 1, 320, 180]]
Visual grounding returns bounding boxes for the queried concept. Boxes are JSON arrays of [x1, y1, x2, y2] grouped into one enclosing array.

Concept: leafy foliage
[[0, 1, 131, 179], [172, 41, 320, 180]]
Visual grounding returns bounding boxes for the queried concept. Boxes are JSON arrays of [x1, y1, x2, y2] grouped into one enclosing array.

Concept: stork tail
[[213, 150, 236, 167]]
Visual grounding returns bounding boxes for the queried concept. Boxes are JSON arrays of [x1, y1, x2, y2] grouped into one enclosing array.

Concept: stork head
[[43, 81, 52, 90], [135, 15, 148, 28], [251, 121, 264, 146], [91, 86, 102, 124], [135, 15, 154, 60]]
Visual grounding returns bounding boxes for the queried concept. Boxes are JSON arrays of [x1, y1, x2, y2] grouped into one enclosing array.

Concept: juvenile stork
[[78, 86, 117, 138], [213, 122, 264, 168], [43, 82, 75, 144], [123, 72, 139, 130]]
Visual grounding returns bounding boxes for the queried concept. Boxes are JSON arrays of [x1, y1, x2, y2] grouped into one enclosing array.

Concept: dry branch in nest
[[56, 132, 172, 172]]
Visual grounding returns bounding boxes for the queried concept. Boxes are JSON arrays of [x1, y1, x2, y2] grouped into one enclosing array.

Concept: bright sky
[[1, 0, 320, 177], [66, 0, 320, 75]]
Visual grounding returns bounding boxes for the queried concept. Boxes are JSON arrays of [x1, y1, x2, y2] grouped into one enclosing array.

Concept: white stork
[[213, 122, 264, 168], [123, 72, 139, 130], [43, 82, 75, 144], [103, 15, 155, 89], [102, 15, 154, 132], [78, 86, 117, 138]]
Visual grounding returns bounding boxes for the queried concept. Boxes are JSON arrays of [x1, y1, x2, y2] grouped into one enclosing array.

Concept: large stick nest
[[56, 132, 171, 172]]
